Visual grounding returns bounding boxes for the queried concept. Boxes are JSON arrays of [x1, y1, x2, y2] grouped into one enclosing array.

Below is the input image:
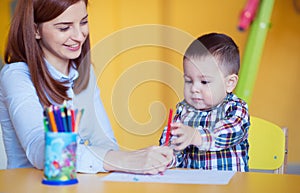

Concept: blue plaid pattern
[[160, 93, 250, 171]]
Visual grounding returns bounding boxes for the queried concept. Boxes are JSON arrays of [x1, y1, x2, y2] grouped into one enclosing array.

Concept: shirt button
[[84, 139, 92, 146], [80, 139, 91, 146]]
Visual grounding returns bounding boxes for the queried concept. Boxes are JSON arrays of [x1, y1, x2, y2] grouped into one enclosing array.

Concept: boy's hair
[[184, 33, 240, 75]]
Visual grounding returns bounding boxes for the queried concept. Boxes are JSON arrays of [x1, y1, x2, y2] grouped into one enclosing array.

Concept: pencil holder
[[42, 132, 78, 185]]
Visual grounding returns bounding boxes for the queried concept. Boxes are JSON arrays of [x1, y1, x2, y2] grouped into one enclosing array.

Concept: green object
[[235, 0, 275, 104]]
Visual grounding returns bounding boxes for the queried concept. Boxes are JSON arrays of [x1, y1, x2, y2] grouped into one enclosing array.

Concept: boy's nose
[[191, 83, 201, 93]]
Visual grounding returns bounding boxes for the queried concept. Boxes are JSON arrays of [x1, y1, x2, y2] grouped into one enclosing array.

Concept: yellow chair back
[[248, 116, 287, 174]]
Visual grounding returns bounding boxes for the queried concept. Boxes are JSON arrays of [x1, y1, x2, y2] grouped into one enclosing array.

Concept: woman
[[0, 0, 172, 174]]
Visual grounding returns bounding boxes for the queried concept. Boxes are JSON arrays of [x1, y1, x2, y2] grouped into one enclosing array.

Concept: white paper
[[101, 169, 236, 184]]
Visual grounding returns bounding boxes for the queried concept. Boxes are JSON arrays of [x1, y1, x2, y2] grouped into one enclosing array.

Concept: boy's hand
[[170, 122, 202, 151]]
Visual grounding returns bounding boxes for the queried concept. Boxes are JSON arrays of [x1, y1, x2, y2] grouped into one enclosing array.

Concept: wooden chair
[[248, 116, 288, 174]]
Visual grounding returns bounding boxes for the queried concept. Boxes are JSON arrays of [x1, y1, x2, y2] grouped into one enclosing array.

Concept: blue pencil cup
[[42, 132, 78, 185]]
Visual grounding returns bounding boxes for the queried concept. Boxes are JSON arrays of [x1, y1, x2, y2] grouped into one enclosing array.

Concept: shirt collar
[[44, 59, 79, 83], [179, 93, 233, 113]]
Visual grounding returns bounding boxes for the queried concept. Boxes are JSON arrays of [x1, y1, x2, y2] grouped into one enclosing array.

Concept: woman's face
[[36, 1, 89, 74]]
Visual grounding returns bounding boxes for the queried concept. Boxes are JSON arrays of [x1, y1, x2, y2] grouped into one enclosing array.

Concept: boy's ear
[[34, 24, 41, 39], [225, 74, 239, 93]]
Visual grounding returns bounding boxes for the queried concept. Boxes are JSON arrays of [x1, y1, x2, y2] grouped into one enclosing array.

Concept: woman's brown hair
[[4, 0, 90, 106]]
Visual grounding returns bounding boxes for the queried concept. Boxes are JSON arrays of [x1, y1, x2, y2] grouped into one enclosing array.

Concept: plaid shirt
[[160, 93, 250, 171]]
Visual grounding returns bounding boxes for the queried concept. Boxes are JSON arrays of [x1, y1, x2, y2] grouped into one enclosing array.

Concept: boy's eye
[[184, 79, 192, 83], [201, 80, 209, 84]]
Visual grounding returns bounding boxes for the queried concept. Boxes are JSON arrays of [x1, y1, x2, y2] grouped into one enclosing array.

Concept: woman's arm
[[103, 146, 173, 174], [0, 62, 45, 169]]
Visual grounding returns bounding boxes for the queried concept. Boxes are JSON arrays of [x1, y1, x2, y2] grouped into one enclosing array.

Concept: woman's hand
[[104, 146, 173, 175], [131, 146, 174, 174], [170, 122, 202, 151]]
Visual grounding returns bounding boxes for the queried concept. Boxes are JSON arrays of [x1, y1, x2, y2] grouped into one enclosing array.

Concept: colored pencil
[[71, 109, 75, 132], [47, 106, 58, 132], [43, 102, 84, 133], [74, 109, 84, 133], [66, 109, 72, 132], [60, 107, 68, 132], [53, 106, 64, 132], [165, 108, 173, 146], [43, 111, 50, 132]]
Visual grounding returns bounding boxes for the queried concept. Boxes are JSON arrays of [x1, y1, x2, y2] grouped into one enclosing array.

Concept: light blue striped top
[[0, 61, 118, 173]]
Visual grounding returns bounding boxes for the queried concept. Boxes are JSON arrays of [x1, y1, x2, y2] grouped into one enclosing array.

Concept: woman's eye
[[57, 25, 69, 32], [81, 20, 88, 25], [60, 27, 69, 32]]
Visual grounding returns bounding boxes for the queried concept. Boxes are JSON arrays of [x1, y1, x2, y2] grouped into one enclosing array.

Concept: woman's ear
[[34, 24, 41, 39], [225, 74, 239, 93]]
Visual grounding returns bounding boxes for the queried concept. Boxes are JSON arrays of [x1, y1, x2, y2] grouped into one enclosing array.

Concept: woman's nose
[[71, 26, 86, 41]]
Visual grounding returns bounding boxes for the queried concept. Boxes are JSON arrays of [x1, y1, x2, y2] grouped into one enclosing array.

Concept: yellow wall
[[0, 0, 12, 62], [250, 1, 300, 164], [88, 0, 300, 164], [1, 0, 299, 164], [87, 0, 248, 152]]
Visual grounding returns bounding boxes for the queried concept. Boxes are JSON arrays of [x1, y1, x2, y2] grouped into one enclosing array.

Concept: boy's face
[[183, 56, 237, 110]]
